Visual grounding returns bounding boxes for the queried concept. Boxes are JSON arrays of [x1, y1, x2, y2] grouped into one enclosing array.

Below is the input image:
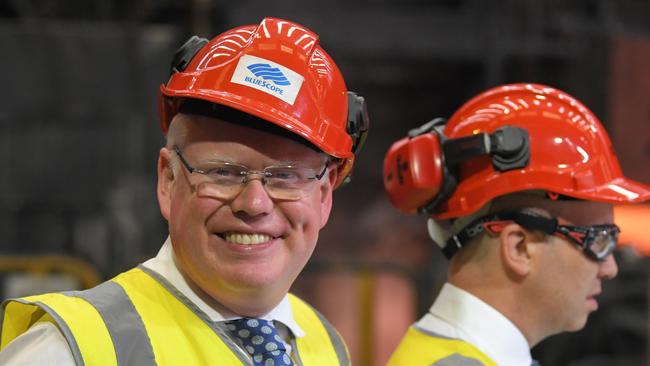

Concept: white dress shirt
[[417, 283, 532, 366], [0, 237, 304, 365]]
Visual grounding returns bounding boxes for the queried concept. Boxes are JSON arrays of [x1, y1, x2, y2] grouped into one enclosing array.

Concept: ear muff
[[347, 91, 369, 157], [383, 118, 452, 214], [339, 91, 370, 184], [383, 119, 530, 214], [169, 35, 209, 75]]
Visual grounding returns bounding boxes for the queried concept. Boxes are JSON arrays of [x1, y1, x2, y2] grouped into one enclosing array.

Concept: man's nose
[[598, 253, 618, 280], [230, 178, 274, 218]]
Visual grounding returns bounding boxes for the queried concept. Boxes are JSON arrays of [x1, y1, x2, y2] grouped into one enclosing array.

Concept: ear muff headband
[[423, 123, 530, 214]]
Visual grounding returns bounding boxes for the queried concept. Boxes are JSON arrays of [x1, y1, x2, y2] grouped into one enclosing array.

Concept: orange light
[[615, 204, 650, 255]]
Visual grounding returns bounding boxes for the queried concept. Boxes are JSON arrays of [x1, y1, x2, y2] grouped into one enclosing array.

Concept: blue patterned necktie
[[227, 318, 294, 366]]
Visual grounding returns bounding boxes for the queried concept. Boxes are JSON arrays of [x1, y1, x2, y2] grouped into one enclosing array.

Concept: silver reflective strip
[[138, 265, 252, 365], [412, 325, 487, 366], [431, 353, 485, 366], [302, 303, 350, 366], [413, 324, 457, 340], [71, 281, 155, 366], [1, 298, 86, 366], [289, 337, 304, 366]]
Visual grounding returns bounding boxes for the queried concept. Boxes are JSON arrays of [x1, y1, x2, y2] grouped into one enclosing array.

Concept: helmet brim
[[575, 177, 650, 204]]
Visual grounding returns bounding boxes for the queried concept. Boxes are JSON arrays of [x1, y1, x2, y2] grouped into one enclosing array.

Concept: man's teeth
[[224, 233, 273, 245]]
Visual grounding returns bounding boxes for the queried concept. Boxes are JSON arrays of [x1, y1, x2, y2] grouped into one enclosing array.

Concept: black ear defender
[[340, 91, 370, 185], [347, 91, 370, 156], [169, 35, 209, 75], [400, 119, 530, 215]]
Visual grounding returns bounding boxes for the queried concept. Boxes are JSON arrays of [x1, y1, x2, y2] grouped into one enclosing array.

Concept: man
[[0, 17, 368, 365], [383, 83, 650, 365]]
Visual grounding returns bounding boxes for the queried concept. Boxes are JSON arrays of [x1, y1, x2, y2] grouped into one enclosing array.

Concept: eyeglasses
[[483, 212, 619, 261], [173, 145, 329, 201], [446, 211, 619, 262]]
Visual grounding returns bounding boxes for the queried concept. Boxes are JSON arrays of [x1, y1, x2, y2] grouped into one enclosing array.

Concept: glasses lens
[[194, 169, 319, 201], [197, 181, 309, 201], [196, 181, 240, 200], [265, 167, 309, 187], [263, 166, 323, 200], [586, 226, 619, 261], [206, 165, 246, 185], [265, 186, 307, 201], [179, 151, 326, 202]]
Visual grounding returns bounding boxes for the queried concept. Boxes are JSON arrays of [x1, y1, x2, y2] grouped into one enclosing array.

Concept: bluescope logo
[[231, 55, 304, 105], [247, 63, 291, 86]]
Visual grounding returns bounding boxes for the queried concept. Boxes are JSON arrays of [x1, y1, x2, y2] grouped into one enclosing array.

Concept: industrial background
[[2, 1, 650, 365]]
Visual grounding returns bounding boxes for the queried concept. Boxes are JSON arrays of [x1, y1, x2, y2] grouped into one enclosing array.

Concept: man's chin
[[565, 315, 589, 333], [228, 268, 290, 293]]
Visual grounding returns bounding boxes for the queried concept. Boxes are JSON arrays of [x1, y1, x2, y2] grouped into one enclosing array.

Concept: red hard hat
[[383, 83, 650, 219], [159, 17, 368, 188]]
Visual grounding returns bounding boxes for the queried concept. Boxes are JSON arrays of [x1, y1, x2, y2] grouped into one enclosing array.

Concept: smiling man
[[383, 84, 650, 366], [0, 17, 367, 365]]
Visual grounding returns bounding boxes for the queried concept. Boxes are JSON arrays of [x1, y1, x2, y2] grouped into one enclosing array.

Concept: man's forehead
[[175, 114, 326, 163], [176, 99, 321, 153], [489, 192, 614, 225]]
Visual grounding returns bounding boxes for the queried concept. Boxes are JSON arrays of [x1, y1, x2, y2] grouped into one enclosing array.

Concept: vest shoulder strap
[[288, 294, 350, 366], [1, 292, 117, 366], [112, 267, 247, 365], [387, 326, 497, 366], [1, 268, 247, 366]]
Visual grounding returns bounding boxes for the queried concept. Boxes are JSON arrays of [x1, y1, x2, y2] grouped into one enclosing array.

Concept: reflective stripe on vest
[[289, 295, 350, 366], [1, 266, 348, 366], [113, 267, 248, 365], [72, 281, 155, 365], [1, 292, 116, 366], [387, 326, 497, 366]]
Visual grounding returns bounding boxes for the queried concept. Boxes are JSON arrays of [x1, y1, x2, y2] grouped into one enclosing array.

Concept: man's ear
[[318, 165, 339, 228], [499, 223, 534, 277], [157, 148, 174, 221]]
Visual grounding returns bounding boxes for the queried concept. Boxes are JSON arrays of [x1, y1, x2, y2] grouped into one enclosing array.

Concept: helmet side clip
[[170, 35, 209, 75], [346, 91, 370, 156], [489, 126, 530, 171]]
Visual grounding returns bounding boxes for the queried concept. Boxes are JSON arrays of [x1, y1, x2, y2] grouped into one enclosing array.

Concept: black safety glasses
[[447, 211, 619, 262]]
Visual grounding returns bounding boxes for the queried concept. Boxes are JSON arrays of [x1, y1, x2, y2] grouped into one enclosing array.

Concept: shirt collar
[[141, 237, 305, 338], [422, 283, 532, 366]]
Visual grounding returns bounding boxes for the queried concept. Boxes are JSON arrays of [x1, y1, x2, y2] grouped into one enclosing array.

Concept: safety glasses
[[449, 211, 619, 262]]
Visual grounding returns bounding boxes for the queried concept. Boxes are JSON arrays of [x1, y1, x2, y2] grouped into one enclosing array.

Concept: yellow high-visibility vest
[[388, 326, 497, 366], [1, 267, 349, 366]]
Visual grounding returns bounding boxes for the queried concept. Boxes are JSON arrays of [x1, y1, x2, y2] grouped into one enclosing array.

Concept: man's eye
[[207, 166, 241, 177], [270, 169, 301, 180]]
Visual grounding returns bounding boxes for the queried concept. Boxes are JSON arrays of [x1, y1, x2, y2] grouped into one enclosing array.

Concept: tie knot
[[226, 318, 293, 366]]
